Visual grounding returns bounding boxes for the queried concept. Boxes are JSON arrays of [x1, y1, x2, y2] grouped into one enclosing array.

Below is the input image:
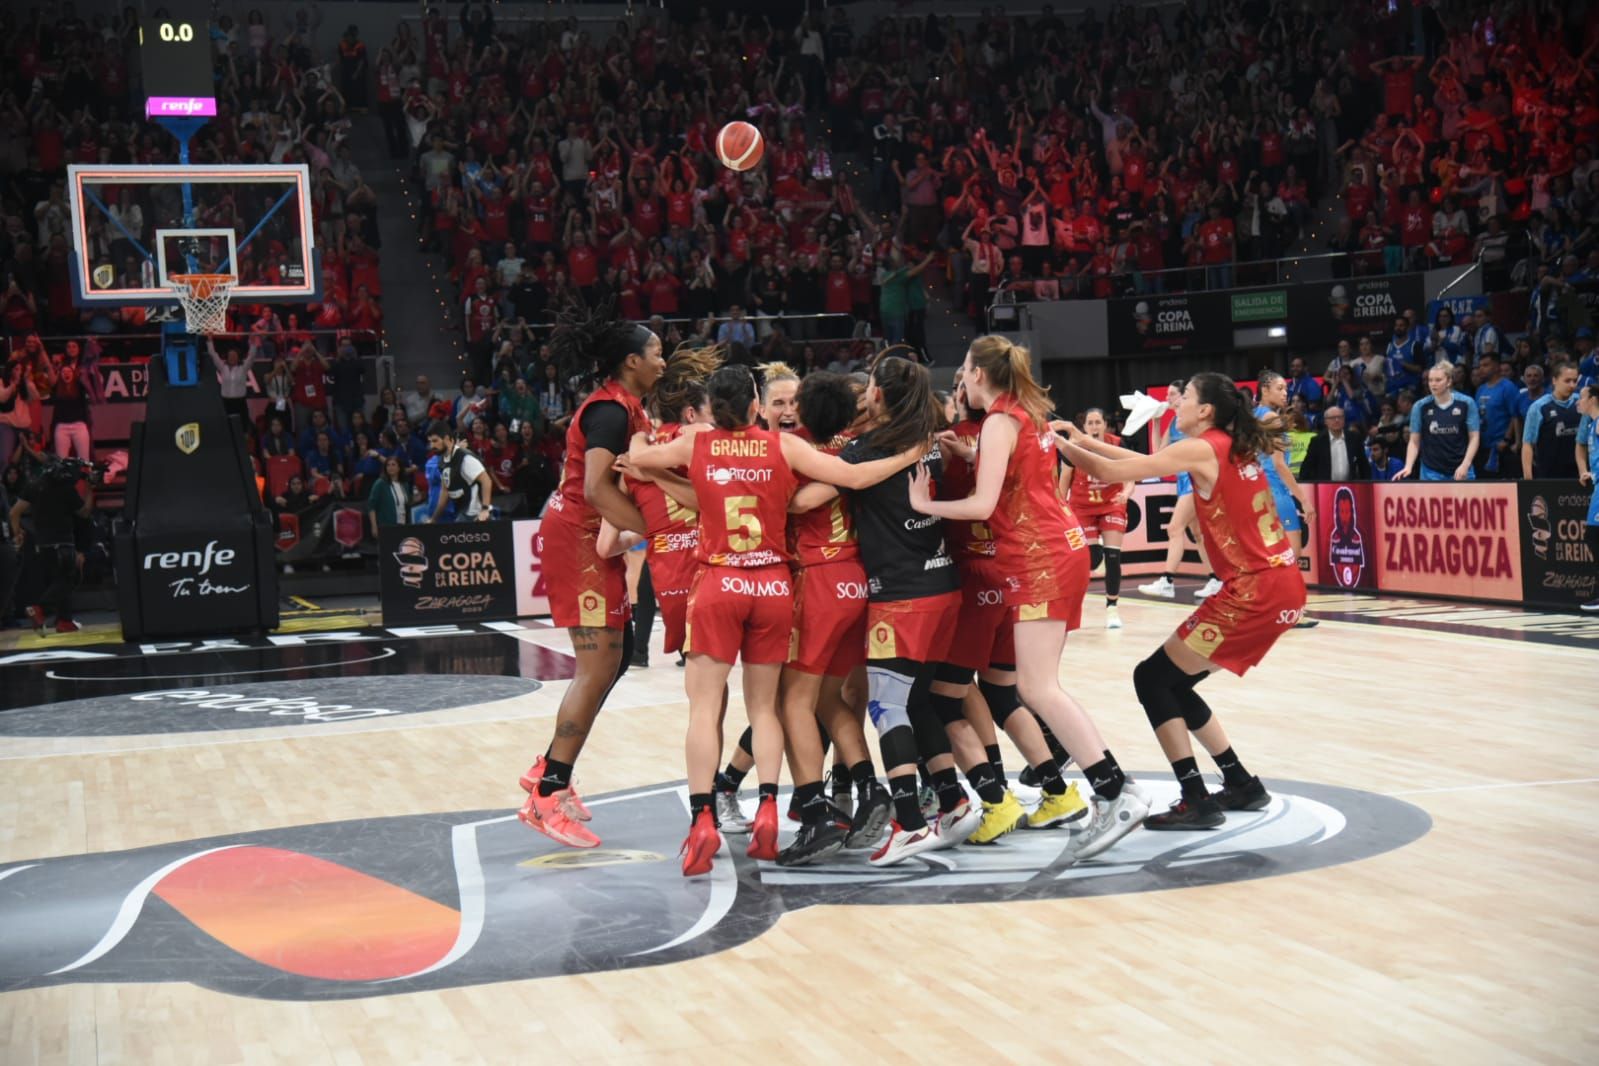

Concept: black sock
[[690, 791, 714, 819], [1083, 753, 1126, 800], [1036, 717, 1071, 765], [536, 758, 574, 797], [965, 762, 1006, 804], [850, 760, 878, 794], [793, 781, 829, 825], [722, 762, 750, 789], [1213, 747, 1252, 788], [916, 758, 932, 790], [932, 767, 964, 813], [714, 770, 739, 793], [984, 743, 1005, 781], [888, 773, 928, 830], [830, 762, 849, 793], [1163, 570, 1175, 582], [758, 782, 778, 802], [1037, 758, 1067, 796], [737, 726, 754, 757], [1172, 756, 1207, 802]]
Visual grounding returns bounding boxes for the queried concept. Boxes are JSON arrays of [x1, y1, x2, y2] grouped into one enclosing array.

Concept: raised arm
[[778, 432, 924, 490], [1060, 434, 1218, 488]]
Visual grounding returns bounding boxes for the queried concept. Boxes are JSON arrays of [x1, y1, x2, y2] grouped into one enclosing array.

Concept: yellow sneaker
[[1027, 783, 1089, 829], [967, 791, 1026, 844]]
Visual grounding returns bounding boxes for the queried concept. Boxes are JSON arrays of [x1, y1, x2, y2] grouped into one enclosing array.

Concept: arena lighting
[[1268, 326, 1287, 338]]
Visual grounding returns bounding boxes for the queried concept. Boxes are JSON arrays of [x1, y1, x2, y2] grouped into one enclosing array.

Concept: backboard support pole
[[156, 116, 210, 387]]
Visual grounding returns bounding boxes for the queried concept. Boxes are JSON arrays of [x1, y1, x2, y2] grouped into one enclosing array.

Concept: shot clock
[[140, 14, 217, 118]]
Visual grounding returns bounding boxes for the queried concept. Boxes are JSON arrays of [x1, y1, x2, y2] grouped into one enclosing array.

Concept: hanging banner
[[1107, 292, 1230, 355], [1517, 482, 1598, 610], [379, 521, 519, 626], [1289, 274, 1426, 346]]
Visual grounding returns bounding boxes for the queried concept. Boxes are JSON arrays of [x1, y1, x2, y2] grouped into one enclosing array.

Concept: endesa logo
[[143, 540, 236, 575]]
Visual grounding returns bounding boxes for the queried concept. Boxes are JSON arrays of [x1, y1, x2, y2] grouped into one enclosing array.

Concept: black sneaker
[[676, 652, 686, 667], [776, 819, 849, 867], [1211, 775, 1271, 811], [824, 766, 854, 820], [845, 783, 893, 848], [630, 647, 650, 668], [1017, 763, 1041, 789], [1143, 796, 1226, 830]]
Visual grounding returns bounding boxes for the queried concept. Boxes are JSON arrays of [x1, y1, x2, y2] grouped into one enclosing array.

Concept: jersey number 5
[[1250, 490, 1288, 547], [725, 495, 763, 551]]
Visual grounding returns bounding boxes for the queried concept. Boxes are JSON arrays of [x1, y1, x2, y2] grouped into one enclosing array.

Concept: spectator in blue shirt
[[1577, 384, 1599, 612], [1368, 438, 1404, 481], [1517, 363, 1547, 419], [1473, 352, 1521, 478], [1400, 363, 1481, 481], [1424, 306, 1469, 365], [1576, 328, 1597, 388], [390, 415, 429, 471], [1385, 316, 1423, 396], [716, 305, 757, 349], [1286, 355, 1324, 414]]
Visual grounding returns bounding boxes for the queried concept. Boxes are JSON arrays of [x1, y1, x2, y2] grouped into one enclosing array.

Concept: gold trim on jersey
[[868, 620, 896, 659], [579, 590, 607, 628]]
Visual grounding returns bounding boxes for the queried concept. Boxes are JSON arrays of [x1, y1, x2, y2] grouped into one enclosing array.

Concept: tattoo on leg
[[571, 625, 604, 653], [555, 721, 588, 739]]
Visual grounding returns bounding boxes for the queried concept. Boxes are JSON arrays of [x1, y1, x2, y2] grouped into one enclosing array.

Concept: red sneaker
[[517, 756, 591, 820], [25, 605, 45, 632], [746, 794, 779, 861], [517, 788, 600, 849], [55, 620, 82, 634], [680, 807, 721, 877]]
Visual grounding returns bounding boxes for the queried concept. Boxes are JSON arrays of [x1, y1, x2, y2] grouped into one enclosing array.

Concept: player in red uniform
[[518, 315, 665, 850], [600, 346, 724, 660], [629, 366, 920, 876], [1061, 408, 1134, 629], [933, 374, 1090, 843], [1057, 371, 1301, 829], [908, 336, 1150, 862], [775, 372, 894, 864]]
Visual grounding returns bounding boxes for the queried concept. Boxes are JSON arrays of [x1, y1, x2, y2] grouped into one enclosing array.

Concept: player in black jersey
[[792, 355, 981, 866]]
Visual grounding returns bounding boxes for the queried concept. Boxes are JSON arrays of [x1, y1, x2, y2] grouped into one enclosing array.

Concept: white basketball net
[[168, 273, 237, 335]]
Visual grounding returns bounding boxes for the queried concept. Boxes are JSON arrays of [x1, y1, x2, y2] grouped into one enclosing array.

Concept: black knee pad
[[977, 678, 1020, 728], [1132, 650, 1187, 731], [1089, 544, 1104, 570], [933, 661, 975, 687], [929, 691, 965, 726]]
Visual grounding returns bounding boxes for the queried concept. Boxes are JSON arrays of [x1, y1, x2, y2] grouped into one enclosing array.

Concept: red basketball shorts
[[1076, 505, 1129, 540], [649, 551, 699, 654], [789, 559, 869, 677], [1179, 567, 1307, 675], [685, 564, 794, 665], [865, 590, 961, 663], [1006, 540, 1090, 632], [945, 560, 1015, 671], [539, 515, 630, 630]]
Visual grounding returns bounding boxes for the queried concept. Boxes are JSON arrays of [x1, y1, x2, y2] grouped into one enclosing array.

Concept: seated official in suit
[[1298, 406, 1372, 481]]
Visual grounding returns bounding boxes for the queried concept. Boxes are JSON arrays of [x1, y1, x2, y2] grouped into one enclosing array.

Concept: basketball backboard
[[66, 164, 320, 308]]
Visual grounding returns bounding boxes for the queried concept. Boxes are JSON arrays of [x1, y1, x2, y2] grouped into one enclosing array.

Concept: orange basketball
[[715, 121, 764, 172]]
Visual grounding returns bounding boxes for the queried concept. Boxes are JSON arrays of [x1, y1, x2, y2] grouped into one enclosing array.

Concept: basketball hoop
[[167, 272, 237, 334]]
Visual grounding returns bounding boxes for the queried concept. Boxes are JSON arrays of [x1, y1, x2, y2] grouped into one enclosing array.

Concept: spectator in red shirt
[[291, 343, 330, 427], [1197, 203, 1236, 289]]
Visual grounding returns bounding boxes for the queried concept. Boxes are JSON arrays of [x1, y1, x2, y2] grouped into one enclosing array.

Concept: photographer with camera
[[8, 460, 94, 634]]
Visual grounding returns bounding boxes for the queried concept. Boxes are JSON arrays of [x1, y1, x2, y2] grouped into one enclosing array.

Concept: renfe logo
[[145, 96, 219, 118], [144, 540, 236, 575]]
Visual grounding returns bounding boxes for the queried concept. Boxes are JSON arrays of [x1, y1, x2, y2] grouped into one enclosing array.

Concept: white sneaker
[[1194, 577, 1223, 601], [714, 791, 751, 834], [1104, 605, 1123, 629], [1138, 576, 1175, 599], [868, 821, 942, 866], [933, 799, 983, 848], [1068, 787, 1151, 862]]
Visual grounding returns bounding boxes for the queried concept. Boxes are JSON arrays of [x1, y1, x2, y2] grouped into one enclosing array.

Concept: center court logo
[[0, 777, 1429, 1001]]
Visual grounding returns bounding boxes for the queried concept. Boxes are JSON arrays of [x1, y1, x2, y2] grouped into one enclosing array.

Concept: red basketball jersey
[[546, 381, 651, 533], [1067, 431, 1126, 511], [1192, 428, 1298, 581], [939, 417, 998, 563], [627, 422, 699, 557], [984, 395, 1076, 572], [787, 427, 859, 567], [689, 426, 796, 568]]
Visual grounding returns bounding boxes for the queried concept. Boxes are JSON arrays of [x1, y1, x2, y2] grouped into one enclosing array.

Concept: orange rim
[[169, 273, 237, 301]]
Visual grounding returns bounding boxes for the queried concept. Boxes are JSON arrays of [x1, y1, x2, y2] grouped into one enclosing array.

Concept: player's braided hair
[[651, 343, 724, 422], [548, 298, 657, 383]]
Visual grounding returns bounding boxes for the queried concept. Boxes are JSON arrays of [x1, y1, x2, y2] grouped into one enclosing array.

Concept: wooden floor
[[2, 592, 1597, 1064]]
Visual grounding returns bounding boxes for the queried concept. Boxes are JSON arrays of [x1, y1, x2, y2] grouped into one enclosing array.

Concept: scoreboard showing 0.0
[[157, 21, 197, 42], [140, 15, 217, 118]]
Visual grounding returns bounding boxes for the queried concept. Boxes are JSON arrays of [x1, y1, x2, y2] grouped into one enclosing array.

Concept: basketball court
[[2, 590, 1595, 1063]]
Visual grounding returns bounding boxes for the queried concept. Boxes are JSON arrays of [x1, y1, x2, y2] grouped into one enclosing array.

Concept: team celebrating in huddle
[[515, 311, 1304, 875]]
